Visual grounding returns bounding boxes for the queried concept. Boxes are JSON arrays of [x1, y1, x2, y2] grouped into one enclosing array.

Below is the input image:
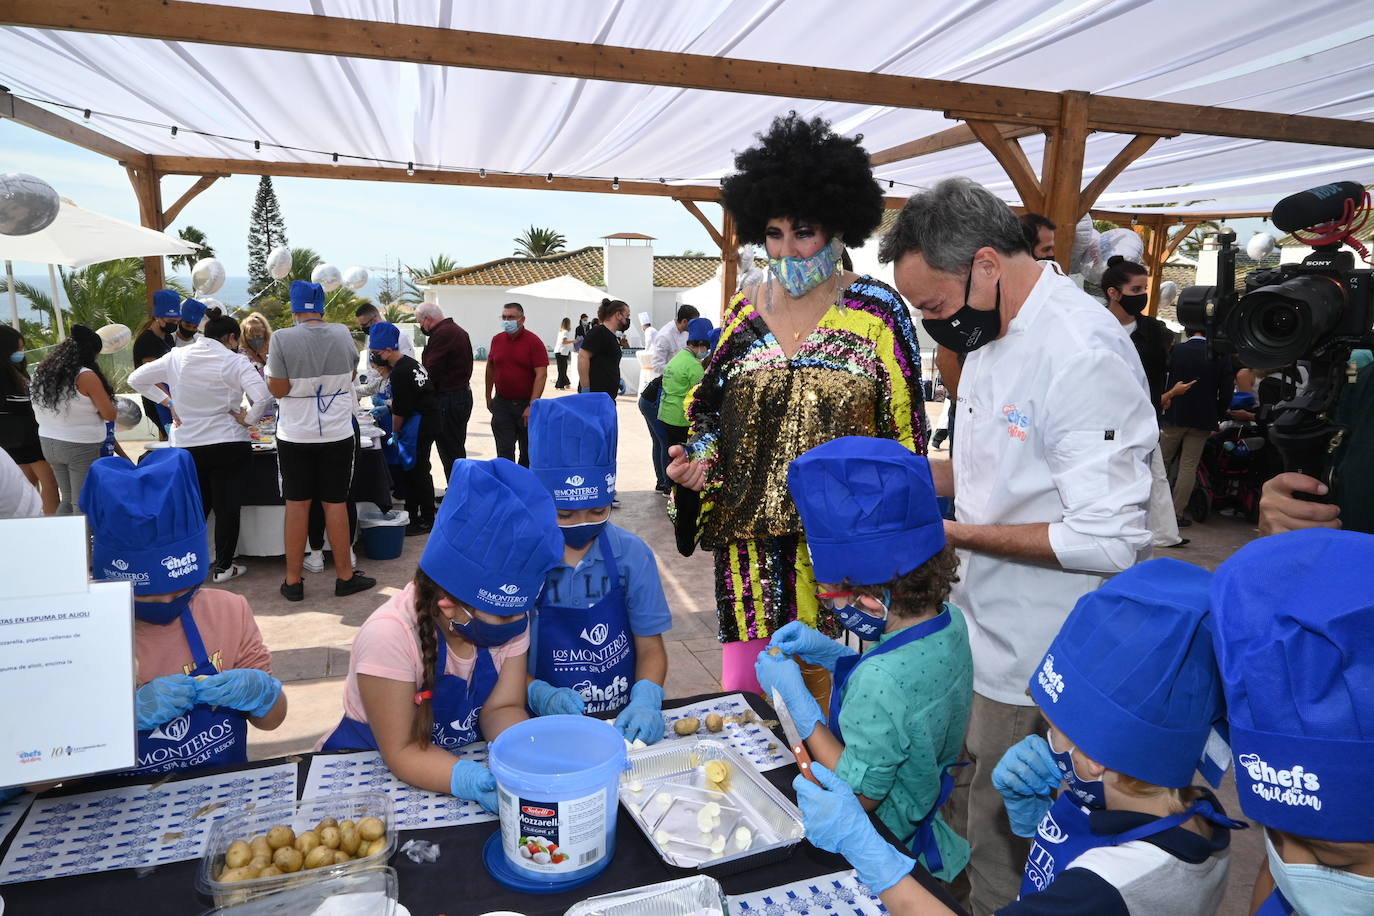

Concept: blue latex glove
[[196, 668, 283, 718], [451, 759, 499, 813], [526, 679, 587, 717], [795, 761, 914, 894], [614, 679, 665, 745], [992, 735, 1061, 838], [755, 651, 823, 739], [768, 621, 856, 673], [135, 674, 198, 730]]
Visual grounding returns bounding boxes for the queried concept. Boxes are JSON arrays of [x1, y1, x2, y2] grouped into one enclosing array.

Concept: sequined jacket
[[686, 276, 927, 548]]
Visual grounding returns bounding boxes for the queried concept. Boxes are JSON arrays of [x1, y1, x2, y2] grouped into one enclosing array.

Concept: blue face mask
[[1048, 732, 1108, 809], [134, 586, 200, 626], [1266, 833, 1374, 916], [560, 520, 606, 549], [9, 351, 24, 364], [501, 319, 519, 335], [769, 237, 842, 298], [824, 589, 890, 641], [449, 606, 528, 648]]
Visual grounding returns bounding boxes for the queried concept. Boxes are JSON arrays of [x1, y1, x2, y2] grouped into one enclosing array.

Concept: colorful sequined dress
[[685, 276, 927, 642]]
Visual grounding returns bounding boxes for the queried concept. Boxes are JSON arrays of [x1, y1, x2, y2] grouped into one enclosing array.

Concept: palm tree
[[250, 247, 365, 329], [170, 226, 214, 271], [399, 254, 459, 305], [1, 258, 174, 342], [512, 226, 567, 259], [1176, 221, 1222, 260]]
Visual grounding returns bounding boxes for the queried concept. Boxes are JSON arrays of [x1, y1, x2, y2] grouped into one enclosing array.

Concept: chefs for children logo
[[1038, 655, 1064, 702], [161, 551, 200, 578], [1003, 404, 1030, 441], [580, 623, 610, 646], [574, 675, 630, 713], [1238, 753, 1322, 811], [16, 749, 42, 765]]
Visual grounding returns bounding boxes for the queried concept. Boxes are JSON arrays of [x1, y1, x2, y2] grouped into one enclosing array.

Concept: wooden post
[[1041, 91, 1090, 269], [720, 210, 738, 322], [126, 165, 166, 312]]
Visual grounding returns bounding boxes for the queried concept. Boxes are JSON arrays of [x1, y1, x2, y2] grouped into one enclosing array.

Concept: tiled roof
[[603, 232, 657, 240], [425, 246, 730, 289]]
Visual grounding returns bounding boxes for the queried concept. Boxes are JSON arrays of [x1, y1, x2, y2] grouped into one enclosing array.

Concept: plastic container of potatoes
[[197, 791, 396, 906], [201, 865, 398, 915]]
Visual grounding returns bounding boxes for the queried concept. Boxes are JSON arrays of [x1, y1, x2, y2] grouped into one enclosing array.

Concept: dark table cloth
[[242, 445, 392, 512]]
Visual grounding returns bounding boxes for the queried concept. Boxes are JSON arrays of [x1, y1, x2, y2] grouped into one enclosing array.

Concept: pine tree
[[246, 176, 288, 293]]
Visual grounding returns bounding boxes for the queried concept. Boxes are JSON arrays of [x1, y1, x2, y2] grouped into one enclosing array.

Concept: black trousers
[[434, 388, 472, 482], [554, 353, 570, 389], [185, 440, 251, 572], [405, 415, 437, 525], [490, 396, 531, 467]]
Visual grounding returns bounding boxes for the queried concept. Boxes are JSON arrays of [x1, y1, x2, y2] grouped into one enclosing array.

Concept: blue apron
[[828, 609, 966, 873], [533, 535, 634, 715], [1021, 792, 1245, 900], [124, 611, 248, 776], [383, 414, 420, 471], [1254, 890, 1294, 915], [322, 627, 498, 751]]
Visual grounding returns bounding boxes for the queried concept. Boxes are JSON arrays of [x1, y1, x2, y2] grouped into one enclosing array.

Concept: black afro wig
[[722, 112, 884, 248]]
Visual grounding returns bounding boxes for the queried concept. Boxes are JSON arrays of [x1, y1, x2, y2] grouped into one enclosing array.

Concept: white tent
[[0, 200, 197, 268], [678, 269, 722, 310], [505, 275, 607, 303]]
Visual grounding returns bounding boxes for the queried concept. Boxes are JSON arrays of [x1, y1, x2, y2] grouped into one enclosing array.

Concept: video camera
[[1176, 182, 1372, 486]]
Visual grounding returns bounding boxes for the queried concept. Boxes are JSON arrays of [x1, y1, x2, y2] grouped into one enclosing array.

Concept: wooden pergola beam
[[1042, 92, 1091, 267], [0, 89, 147, 164], [125, 164, 166, 296], [161, 174, 223, 225], [967, 121, 1044, 212], [869, 123, 1039, 167], [676, 199, 725, 251], [1078, 134, 1162, 213], [720, 211, 739, 319]]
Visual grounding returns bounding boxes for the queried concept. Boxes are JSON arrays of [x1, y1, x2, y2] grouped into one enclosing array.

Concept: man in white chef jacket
[[881, 178, 1156, 915]]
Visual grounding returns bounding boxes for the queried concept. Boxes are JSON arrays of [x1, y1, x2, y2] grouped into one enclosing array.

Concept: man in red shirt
[[484, 302, 548, 467], [416, 302, 474, 482]]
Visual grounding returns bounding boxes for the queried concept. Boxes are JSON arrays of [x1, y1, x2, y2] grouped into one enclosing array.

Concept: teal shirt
[[834, 603, 973, 881]]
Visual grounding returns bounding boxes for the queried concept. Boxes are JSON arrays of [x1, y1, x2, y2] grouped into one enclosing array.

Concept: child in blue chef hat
[[756, 435, 973, 882], [1211, 529, 1374, 916], [174, 297, 205, 346], [525, 394, 672, 744], [790, 557, 1245, 915]]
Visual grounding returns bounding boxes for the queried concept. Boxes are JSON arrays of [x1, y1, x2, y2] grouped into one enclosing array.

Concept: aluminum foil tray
[[564, 875, 726, 916], [620, 737, 803, 875]]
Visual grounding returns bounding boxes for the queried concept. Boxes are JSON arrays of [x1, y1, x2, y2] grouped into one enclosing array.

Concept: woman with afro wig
[[666, 113, 928, 704]]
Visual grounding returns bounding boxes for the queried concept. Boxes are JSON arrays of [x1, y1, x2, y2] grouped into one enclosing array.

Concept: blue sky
[[0, 121, 725, 278]]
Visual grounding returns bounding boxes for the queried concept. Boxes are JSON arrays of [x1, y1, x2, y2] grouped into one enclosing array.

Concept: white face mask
[[1266, 833, 1374, 916]]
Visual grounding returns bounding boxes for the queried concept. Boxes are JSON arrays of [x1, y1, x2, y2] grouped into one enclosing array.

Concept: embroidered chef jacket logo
[[565, 475, 585, 487], [580, 623, 609, 646], [498, 584, 521, 595], [149, 715, 192, 743], [111, 558, 129, 571], [1003, 404, 1030, 441], [1238, 753, 1322, 810], [1038, 655, 1064, 702]]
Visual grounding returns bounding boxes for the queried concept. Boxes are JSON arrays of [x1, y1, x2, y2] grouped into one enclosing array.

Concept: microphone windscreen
[[1271, 181, 1365, 233]]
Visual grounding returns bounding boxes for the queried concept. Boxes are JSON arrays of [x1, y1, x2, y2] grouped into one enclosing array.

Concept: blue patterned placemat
[[730, 870, 887, 915], [302, 747, 494, 831], [661, 693, 792, 772]]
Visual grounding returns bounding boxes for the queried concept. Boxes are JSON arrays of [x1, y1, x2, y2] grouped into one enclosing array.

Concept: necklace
[[765, 270, 846, 341]]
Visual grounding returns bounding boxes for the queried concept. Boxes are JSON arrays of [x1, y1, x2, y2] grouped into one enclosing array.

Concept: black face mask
[[419, 325, 432, 337], [921, 268, 1002, 354], [161, 320, 179, 334], [177, 326, 196, 339], [1117, 292, 1148, 316]]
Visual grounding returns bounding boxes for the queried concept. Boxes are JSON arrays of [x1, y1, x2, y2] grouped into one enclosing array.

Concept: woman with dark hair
[[31, 325, 122, 514], [554, 317, 574, 389], [1101, 256, 1173, 414], [129, 307, 274, 583], [133, 289, 183, 439], [666, 113, 927, 702], [0, 325, 58, 513], [579, 297, 630, 398]]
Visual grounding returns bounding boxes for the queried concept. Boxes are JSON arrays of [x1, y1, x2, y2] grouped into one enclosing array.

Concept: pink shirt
[[341, 582, 529, 724], [135, 588, 273, 683]]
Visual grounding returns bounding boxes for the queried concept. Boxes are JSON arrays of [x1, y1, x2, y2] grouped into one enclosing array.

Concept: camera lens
[[1229, 275, 1345, 369], [1258, 303, 1298, 340]]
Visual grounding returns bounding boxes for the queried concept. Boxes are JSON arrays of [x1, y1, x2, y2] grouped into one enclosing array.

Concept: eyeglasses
[[815, 590, 855, 610]]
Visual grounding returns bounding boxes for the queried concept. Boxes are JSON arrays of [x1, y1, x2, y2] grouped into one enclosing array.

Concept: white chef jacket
[[355, 328, 415, 398], [950, 262, 1155, 706], [129, 338, 273, 448], [648, 321, 687, 378]]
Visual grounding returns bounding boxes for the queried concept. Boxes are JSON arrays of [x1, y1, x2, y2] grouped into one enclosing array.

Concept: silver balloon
[[312, 263, 343, 293], [1246, 232, 1277, 261], [200, 297, 225, 313], [114, 396, 144, 431], [96, 323, 132, 355], [343, 266, 369, 290], [266, 246, 292, 280], [191, 257, 226, 295], [0, 173, 61, 236], [1158, 280, 1181, 306]]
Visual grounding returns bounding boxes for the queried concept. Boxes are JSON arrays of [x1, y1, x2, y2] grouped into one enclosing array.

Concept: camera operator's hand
[[1259, 472, 1341, 536]]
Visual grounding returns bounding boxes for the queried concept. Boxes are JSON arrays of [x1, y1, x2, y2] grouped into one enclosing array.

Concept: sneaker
[[1162, 538, 1191, 548], [303, 549, 325, 573], [213, 563, 247, 583], [280, 580, 304, 602], [336, 572, 377, 597]]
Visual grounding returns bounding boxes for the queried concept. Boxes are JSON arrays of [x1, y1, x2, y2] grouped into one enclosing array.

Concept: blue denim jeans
[[637, 392, 669, 489]]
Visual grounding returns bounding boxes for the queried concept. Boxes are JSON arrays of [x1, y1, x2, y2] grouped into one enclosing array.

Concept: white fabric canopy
[[1, 1, 1371, 213], [0, 200, 198, 267], [505, 275, 607, 302]]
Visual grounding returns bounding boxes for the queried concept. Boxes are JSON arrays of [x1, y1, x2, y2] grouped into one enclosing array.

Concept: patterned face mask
[[769, 237, 843, 297]]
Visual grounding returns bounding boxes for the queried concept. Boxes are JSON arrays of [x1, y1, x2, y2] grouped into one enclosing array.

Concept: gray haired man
[[880, 178, 1157, 913]]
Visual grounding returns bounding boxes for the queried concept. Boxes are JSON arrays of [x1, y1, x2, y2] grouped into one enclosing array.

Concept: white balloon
[[1158, 280, 1180, 305], [343, 266, 369, 290], [200, 297, 225, 313], [0, 173, 61, 236], [1246, 232, 1277, 261], [96, 323, 132, 354], [191, 257, 226, 295], [311, 264, 343, 293], [266, 246, 292, 280], [1070, 216, 1101, 279], [1098, 228, 1145, 266]]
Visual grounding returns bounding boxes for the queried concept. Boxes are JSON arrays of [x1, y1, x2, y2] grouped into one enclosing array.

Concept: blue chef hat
[[1212, 529, 1374, 841], [179, 297, 206, 326], [686, 317, 714, 342], [152, 289, 181, 319], [420, 458, 563, 616], [787, 436, 944, 585], [367, 321, 401, 352], [1027, 558, 1226, 789], [290, 281, 325, 313], [528, 394, 618, 509], [81, 448, 209, 596]]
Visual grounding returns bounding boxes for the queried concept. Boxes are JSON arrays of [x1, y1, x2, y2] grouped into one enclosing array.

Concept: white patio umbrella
[[504, 274, 608, 302], [0, 199, 199, 339]]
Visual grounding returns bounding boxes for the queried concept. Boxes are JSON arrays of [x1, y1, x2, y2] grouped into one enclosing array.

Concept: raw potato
[[315, 817, 338, 833], [247, 856, 271, 872], [294, 830, 320, 854], [303, 845, 335, 870], [332, 850, 351, 865], [249, 835, 272, 860], [224, 839, 253, 869], [705, 713, 724, 732], [767, 646, 782, 657], [674, 717, 700, 735], [363, 837, 388, 858], [257, 865, 282, 878], [318, 826, 341, 850], [338, 819, 356, 833], [266, 825, 295, 850], [272, 846, 304, 874], [338, 825, 361, 855], [217, 866, 255, 883], [357, 816, 385, 842]]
